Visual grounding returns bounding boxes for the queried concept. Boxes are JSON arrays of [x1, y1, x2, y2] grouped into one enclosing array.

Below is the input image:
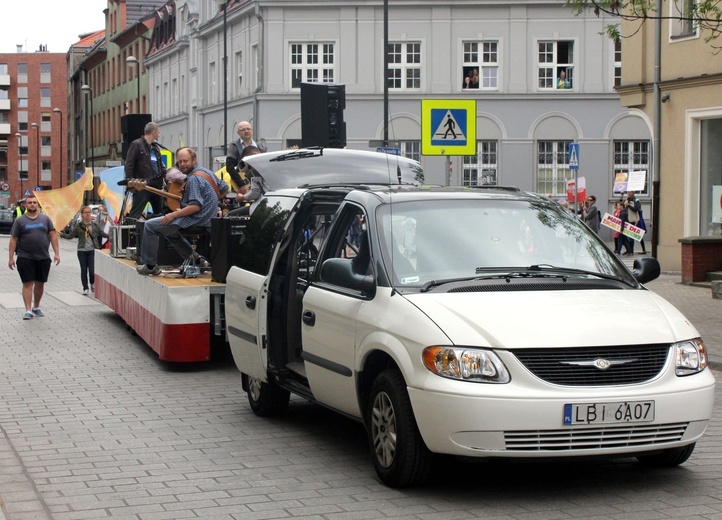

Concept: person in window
[[463, 68, 479, 89], [557, 70, 571, 89]]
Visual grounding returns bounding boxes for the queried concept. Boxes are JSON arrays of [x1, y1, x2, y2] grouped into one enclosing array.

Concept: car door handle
[[302, 310, 316, 326], [245, 296, 256, 310]]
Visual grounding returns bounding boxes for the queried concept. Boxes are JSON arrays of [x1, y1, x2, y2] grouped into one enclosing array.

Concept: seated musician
[[136, 147, 228, 276]]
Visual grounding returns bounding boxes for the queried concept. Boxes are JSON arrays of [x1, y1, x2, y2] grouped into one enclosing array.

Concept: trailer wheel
[[246, 375, 290, 417]]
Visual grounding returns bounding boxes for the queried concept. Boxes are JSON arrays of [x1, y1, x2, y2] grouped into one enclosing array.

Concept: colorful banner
[[34, 168, 94, 231], [601, 212, 646, 241], [98, 166, 127, 222]]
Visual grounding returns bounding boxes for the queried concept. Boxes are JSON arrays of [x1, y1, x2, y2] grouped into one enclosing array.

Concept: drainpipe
[[253, 2, 264, 138], [651, 13, 662, 257]]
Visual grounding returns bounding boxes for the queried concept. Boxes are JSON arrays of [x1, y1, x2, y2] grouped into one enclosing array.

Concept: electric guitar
[[127, 180, 184, 211]]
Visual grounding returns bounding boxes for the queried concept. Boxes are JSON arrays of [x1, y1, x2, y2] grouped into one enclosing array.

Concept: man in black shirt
[[125, 122, 166, 220]]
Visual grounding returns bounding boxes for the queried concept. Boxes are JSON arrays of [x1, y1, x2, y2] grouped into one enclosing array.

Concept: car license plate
[[563, 401, 655, 425]]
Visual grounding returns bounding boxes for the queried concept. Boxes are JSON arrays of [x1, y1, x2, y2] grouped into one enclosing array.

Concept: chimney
[[16, 44, 23, 53]]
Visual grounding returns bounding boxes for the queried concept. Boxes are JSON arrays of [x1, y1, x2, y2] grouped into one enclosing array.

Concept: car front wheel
[[636, 443, 696, 467], [245, 374, 290, 417], [366, 369, 433, 488]]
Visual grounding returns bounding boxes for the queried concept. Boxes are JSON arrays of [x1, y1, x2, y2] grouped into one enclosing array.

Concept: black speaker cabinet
[[210, 216, 249, 283], [300, 83, 346, 149], [134, 221, 185, 266], [121, 114, 152, 159]]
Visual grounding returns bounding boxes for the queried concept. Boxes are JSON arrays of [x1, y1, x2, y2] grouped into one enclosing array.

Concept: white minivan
[[224, 149, 716, 488]]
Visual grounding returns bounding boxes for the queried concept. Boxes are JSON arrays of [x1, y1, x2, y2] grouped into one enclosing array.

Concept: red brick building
[[0, 46, 68, 205]]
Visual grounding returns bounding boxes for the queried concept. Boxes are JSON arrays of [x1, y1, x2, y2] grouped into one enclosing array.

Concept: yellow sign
[[421, 99, 476, 156], [160, 149, 174, 169]]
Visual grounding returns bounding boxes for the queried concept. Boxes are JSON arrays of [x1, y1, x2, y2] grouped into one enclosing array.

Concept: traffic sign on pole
[[568, 143, 580, 170]]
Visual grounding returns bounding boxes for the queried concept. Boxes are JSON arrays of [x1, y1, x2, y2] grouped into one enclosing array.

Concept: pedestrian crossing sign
[[421, 99, 476, 156]]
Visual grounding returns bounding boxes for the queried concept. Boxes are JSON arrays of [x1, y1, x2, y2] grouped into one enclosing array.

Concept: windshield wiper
[[479, 264, 637, 287], [270, 148, 323, 162]]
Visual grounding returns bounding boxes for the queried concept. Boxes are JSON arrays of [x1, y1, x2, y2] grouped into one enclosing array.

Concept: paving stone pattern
[[0, 236, 720, 519]]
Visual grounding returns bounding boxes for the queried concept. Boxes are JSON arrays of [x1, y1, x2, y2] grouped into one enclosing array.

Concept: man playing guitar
[[136, 147, 229, 276]]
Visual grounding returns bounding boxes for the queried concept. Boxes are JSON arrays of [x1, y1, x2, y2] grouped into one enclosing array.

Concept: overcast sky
[[1, 0, 106, 54]]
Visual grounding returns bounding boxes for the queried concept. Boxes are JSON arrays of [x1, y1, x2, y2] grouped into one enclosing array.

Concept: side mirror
[[320, 258, 375, 296], [632, 256, 661, 284]]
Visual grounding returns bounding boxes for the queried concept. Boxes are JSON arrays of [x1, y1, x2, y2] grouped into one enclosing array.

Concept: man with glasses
[[8, 194, 60, 320]]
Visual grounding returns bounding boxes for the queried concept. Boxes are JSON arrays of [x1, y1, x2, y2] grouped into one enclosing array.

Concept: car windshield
[[376, 197, 636, 288]]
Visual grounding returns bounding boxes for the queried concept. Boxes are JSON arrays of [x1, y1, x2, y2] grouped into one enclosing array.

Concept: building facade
[[142, 0, 648, 243], [618, 4, 722, 270], [0, 46, 67, 206], [69, 0, 161, 193]]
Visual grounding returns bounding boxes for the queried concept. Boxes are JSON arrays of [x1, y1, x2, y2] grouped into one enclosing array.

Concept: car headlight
[[422, 346, 510, 383], [674, 338, 708, 376]]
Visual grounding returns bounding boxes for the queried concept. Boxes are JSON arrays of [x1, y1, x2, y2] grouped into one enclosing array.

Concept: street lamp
[[53, 108, 64, 187], [126, 55, 141, 113], [81, 84, 95, 202], [213, 0, 228, 154], [14, 132, 24, 199], [31, 122, 40, 191]]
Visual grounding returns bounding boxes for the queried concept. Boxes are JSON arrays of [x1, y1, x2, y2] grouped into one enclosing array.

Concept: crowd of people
[[551, 189, 648, 256]]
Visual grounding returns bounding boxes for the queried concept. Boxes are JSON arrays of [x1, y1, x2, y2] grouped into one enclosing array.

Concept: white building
[[146, 0, 650, 236]]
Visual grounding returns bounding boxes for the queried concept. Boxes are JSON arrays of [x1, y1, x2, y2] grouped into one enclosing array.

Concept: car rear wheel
[[245, 374, 290, 417], [366, 369, 433, 488], [636, 443, 696, 467]]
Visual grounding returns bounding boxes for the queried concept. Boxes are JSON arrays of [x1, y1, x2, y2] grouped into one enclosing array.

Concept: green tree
[[565, 0, 722, 45]]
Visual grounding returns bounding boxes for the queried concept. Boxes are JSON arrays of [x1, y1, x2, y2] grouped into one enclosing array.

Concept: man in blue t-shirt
[[8, 194, 60, 320]]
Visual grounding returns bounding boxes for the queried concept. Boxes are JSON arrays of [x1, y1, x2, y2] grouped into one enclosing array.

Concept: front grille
[[504, 422, 688, 451], [514, 345, 670, 386]]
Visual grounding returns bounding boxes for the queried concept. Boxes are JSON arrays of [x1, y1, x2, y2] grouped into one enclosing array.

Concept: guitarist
[[136, 147, 228, 276], [124, 122, 167, 220]]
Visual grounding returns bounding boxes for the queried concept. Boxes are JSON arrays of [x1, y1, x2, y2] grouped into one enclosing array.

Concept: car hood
[[404, 289, 698, 348]]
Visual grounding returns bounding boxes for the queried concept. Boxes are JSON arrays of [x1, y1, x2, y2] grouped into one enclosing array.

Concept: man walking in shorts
[[8, 194, 61, 320]]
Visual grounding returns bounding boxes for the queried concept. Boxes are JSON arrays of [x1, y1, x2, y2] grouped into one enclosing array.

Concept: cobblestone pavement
[[0, 236, 720, 520]]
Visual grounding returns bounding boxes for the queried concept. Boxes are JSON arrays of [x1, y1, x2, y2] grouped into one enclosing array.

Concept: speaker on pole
[[301, 83, 346, 149], [121, 114, 152, 159]]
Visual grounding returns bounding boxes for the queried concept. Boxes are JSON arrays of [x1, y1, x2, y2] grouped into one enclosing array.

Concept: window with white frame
[[538, 41, 574, 90], [463, 141, 498, 185], [614, 38, 622, 88], [613, 140, 650, 197], [462, 41, 498, 91], [290, 43, 335, 89], [388, 42, 421, 90], [671, 0, 697, 38], [235, 50, 243, 94], [209, 61, 216, 105], [40, 87, 51, 107], [400, 141, 420, 162], [537, 140, 573, 196]]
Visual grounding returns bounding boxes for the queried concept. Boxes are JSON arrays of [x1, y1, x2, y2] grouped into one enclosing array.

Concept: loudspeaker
[[210, 216, 249, 283], [134, 221, 185, 266], [301, 83, 346, 149], [121, 114, 152, 160]]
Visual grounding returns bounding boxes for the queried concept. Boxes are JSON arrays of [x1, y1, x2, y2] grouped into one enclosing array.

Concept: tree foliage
[[565, 0, 722, 45]]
